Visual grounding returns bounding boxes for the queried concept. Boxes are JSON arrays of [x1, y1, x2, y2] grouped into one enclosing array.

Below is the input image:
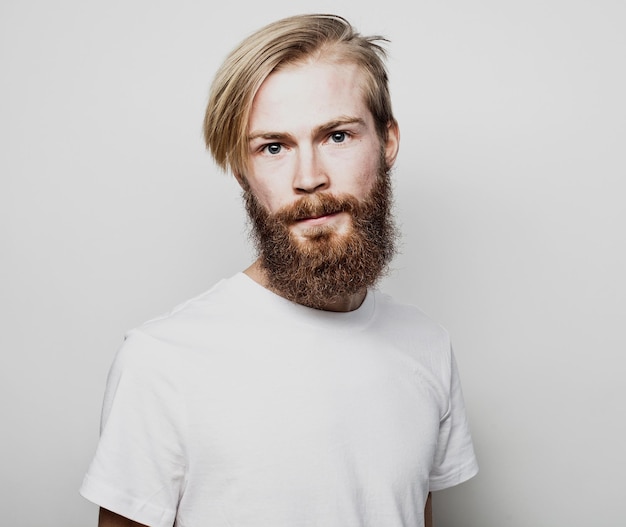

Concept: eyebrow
[[248, 116, 366, 143]]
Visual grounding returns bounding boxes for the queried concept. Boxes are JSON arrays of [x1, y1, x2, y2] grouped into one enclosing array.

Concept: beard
[[243, 158, 398, 310]]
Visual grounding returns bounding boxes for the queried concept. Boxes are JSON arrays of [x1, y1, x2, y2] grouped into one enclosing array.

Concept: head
[[203, 13, 396, 178], [203, 14, 400, 310]]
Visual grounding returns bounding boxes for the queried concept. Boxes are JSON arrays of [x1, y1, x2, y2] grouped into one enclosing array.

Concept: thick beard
[[243, 159, 398, 310]]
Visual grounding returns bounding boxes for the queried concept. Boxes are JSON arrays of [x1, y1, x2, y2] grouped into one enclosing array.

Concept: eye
[[330, 131, 347, 143], [263, 143, 282, 155]]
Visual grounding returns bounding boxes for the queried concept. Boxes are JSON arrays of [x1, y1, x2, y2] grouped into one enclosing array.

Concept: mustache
[[273, 193, 359, 224]]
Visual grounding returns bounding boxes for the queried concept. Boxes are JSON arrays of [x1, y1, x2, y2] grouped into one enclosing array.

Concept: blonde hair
[[203, 13, 395, 177]]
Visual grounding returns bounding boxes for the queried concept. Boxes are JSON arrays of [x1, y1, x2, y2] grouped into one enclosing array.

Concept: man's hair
[[203, 13, 395, 177]]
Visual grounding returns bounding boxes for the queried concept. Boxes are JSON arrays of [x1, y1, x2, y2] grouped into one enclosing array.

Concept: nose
[[292, 148, 329, 194]]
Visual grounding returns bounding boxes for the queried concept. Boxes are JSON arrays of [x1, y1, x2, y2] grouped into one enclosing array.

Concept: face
[[243, 59, 399, 241], [241, 58, 400, 309]]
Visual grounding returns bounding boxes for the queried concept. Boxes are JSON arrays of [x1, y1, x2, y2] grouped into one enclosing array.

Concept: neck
[[243, 259, 367, 313]]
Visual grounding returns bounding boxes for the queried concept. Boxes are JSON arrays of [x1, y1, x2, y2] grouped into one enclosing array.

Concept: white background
[[2, 1, 625, 526]]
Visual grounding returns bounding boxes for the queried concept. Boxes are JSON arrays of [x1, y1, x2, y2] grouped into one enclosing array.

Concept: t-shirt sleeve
[[428, 346, 479, 491], [80, 330, 187, 527]]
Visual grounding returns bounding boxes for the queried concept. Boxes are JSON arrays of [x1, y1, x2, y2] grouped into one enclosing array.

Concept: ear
[[383, 120, 400, 168]]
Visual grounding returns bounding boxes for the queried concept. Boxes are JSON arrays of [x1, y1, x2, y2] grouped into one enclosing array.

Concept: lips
[[292, 203, 346, 222], [295, 212, 342, 226], [296, 211, 340, 221]]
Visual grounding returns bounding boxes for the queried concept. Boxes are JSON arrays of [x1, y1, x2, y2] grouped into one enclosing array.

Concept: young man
[[81, 13, 478, 527]]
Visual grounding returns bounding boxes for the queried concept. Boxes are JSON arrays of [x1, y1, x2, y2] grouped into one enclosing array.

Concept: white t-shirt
[[80, 273, 478, 527]]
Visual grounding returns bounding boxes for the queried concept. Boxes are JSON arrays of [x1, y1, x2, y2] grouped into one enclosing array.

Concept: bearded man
[[80, 13, 478, 527]]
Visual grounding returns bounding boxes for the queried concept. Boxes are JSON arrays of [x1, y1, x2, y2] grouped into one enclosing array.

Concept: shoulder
[[370, 290, 455, 381], [102, 276, 244, 380], [124, 274, 245, 351], [373, 290, 450, 343]]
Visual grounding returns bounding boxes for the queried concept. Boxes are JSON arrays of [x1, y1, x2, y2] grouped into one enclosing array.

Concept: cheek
[[246, 180, 286, 215], [245, 158, 297, 213], [330, 139, 382, 191], [338, 157, 380, 199]]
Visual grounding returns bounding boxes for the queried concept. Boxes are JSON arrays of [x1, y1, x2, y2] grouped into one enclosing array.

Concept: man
[[80, 13, 478, 527]]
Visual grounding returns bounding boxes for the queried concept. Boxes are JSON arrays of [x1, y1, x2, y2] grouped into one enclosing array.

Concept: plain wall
[[2, 1, 624, 525]]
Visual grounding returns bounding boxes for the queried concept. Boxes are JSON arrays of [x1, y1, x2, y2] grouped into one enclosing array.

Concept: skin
[[100, 494, 431, 527], [241, 58, 400, 312], [98, 508, 147, 527], [98, 58, 436, 527]]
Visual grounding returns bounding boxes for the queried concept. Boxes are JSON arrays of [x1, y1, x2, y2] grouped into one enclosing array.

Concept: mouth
[[295, 211, 342, 226]]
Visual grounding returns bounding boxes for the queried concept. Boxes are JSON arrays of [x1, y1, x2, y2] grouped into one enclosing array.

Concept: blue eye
[[265, 143, 282, 155], [330, 131, 347, 143]]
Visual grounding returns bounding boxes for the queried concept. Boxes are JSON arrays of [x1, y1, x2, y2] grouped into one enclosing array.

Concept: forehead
[[249, 59, 372, 133]]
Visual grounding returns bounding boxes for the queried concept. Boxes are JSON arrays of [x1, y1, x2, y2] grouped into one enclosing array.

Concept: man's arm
[[424, 492, 433, 527], [98, 508, 149, 527], [98, 495, 430, 527]]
